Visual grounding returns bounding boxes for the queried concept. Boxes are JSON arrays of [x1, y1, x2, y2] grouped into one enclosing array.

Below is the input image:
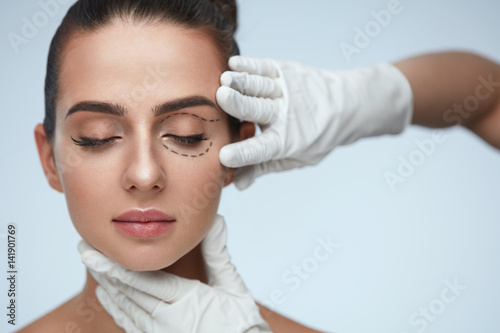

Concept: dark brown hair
[[44, 0, 240, 142]]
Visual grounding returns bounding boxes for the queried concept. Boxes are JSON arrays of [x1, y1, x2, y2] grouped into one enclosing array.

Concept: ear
[[34, 124, 63, 193], [223, 121, 256, 187]]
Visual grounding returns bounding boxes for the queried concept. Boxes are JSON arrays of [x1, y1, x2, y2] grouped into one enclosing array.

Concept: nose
[[122, 140, 166, 193]]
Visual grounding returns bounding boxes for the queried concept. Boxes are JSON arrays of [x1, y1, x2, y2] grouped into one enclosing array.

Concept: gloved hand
[[78, 215, 272, 333], [217, 56, 414, 190]]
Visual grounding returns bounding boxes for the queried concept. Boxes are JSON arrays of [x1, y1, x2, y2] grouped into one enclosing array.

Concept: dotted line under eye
[[165, 141, 213, 158], [162, 112, 219, 158]]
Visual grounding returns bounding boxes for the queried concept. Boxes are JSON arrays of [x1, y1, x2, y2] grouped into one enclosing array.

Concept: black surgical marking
[[164, 143, 214, 158], [161, 112, 220, 124], [162, 112, 219, 158]]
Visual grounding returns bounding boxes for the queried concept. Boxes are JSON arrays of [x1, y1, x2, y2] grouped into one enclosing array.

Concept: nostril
[[121, 158, 166, 192]]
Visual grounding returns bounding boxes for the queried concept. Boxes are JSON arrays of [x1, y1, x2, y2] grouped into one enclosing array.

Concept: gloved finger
[[92, 270, 155, 332], [230, 165, 256, 191], [228, 56, 279, 78], [77, 239, 95, 256], [216, 86, 280, 124], [105, 283, 154, 332], [95, 286, 143, 333], [80, 243, 117, 274], [220, 71, 282, 98], [87, 267, 117, 294], [201, 215, 249, 294], [111, 277, 162, 314], [232, 159, 303, 191], [219, 131, 281, 168], [82, 253, 200, 303]]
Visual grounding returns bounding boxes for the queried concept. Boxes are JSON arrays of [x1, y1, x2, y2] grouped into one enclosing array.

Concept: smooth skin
[[396, 52, 500, 148]]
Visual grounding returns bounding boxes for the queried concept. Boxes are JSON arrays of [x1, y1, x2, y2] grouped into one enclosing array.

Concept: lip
[[113, 208, 176, 238]]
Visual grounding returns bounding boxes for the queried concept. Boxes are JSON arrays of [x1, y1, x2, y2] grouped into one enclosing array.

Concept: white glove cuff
[[361, 62, 414, 138]]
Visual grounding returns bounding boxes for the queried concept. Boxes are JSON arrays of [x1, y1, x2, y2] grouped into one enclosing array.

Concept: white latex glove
[[78, 215, 272, 333], [217, 56, 414, 190]]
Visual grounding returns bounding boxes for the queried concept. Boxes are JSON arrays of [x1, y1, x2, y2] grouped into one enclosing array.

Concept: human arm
[[395, 51, 500, 148], [256, 304, 325, 333], [217, 51, 500, 190]]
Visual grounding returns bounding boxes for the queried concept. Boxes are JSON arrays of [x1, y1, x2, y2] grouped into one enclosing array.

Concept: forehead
[[58, 21, 224, 112]]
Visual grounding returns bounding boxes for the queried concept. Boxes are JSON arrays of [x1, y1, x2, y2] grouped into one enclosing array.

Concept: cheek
[[166, 145, 229, 257], [170, 153, 228, 222], [54, 146, 119, 236], [170, 124, 232, 222]]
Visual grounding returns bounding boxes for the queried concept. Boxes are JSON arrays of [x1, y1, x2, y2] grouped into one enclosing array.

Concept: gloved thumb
[[201, 215, 250, 295]]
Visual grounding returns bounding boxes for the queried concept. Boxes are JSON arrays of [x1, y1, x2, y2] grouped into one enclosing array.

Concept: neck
[[75, 244, 207, 332]]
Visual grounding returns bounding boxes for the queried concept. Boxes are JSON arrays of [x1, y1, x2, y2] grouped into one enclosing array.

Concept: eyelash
[[71, 134, 208, 148], [163, 134, 209, 145], [71, 136, 118, 148]]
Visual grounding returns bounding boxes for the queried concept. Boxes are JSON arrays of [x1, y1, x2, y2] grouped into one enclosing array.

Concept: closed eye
[[71, 136, 119, 147], [163, 134, 208, 145]]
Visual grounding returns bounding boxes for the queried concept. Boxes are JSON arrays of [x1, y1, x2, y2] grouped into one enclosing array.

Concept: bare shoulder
[[257, 303, 325, 333], [17, 296, 79, 333], [18, 298, 321, 332], [17, 292, 123, 333]]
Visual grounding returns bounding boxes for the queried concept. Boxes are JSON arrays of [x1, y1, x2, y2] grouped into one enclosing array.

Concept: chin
[[102, 243, 182, 272], [117, 256, 178, 272]]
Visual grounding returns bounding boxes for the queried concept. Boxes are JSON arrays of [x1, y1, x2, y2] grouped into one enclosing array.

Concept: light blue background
[[1, 0, 500, 332]]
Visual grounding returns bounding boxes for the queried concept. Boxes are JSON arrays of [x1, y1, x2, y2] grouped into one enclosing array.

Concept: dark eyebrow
[[65, 102, 127, 119], [65, 96, 217, 120], [153, 96, 218, 117]]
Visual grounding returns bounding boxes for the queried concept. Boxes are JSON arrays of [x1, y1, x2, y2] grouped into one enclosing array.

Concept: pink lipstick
[[113, 209, 176, 238]]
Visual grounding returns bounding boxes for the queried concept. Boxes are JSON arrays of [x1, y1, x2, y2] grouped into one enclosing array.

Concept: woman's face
[[36, 21, 244, 271]]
